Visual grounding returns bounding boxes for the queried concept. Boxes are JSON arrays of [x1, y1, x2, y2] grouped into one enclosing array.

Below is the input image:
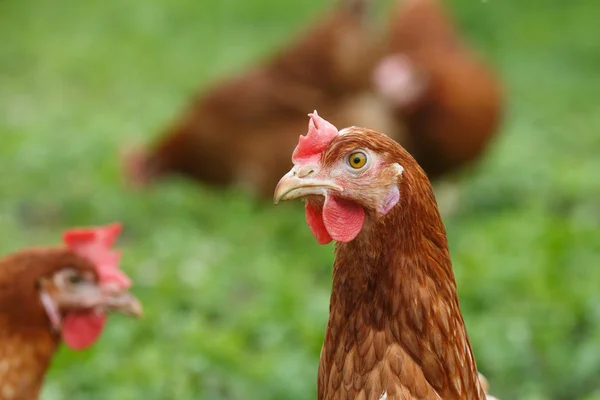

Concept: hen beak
[[100, 285, 143, 318], [274, 166, 342, 204], [55, 283, 143, 318]]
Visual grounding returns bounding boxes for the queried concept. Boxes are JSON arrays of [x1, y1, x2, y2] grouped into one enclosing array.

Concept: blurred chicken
[[273, 112, 500, 399], [124, 0, 397, 197], [373, 0, 504, 179], [125, 0, 503, 199], [0, 224, 141, 400]]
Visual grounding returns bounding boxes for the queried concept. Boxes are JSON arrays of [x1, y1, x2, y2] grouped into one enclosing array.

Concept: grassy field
[[1, 0, 599, 399]]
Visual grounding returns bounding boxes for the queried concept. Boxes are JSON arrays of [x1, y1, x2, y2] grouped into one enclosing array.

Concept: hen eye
[[347, 152, 367, 169], [66, 272, 84, 285]]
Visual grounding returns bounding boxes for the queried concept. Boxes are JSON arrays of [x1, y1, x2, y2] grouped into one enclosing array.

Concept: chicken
[[0, 223, 142, 400], [372, 0, 504, 179], [273, 112, 499, 399], [125, 0, 502, 199], [124, 0, 394, 198]]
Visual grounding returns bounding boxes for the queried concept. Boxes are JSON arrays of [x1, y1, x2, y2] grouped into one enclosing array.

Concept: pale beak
[[101, 286, 143, 318], [55, 283, 143, 318], [273, 166, 342, 204]]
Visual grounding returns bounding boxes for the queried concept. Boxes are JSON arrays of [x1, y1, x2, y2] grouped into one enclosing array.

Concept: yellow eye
[[348, 152, 367, 169]]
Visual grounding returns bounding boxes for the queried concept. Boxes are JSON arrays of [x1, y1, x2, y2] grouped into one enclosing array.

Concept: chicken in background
[[0, 223, 141, 400], [273, 112, 500, 399], [373, 0, 504, 180], [123, 0, 399, 198], [125, 0, 503, 201]]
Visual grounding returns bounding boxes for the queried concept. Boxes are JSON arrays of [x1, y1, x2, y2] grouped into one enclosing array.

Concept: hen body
[[0, 225, 141, 400], [274, 113, 497, 399], [125, 0, 398, 197], [0, 250, 65, 400], [126, 0, 503, 199]]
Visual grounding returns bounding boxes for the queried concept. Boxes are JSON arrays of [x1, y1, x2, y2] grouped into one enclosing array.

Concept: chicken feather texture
[[125, 0, 503, 199], [0, 224, 141, 400], [274, 113, 498, 400]]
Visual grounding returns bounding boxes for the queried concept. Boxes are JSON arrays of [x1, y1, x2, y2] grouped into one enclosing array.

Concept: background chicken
[[124, 0, 503, 200], [0, 224, 141, 400], [274, 112, 499, 399], [373, 0, 503, 179], [123, 0, 395, 198]]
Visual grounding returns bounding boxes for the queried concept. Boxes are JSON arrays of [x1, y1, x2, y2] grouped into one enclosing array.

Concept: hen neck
[[0, 327, 57, 400], [318, 188, 486, 400]]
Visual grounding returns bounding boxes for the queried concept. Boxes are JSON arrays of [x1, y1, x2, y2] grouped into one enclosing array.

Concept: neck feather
[[0, 328, 58, 400], [0, 249, 63, 399], [318, 178, 486, 400]]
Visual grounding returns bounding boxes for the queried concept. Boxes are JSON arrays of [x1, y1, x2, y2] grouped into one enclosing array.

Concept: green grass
[[1, 0, 599, 399]]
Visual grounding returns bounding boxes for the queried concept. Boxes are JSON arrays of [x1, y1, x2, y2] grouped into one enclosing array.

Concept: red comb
[[292, 111, 339, 164], [63, 223, 131, 289]]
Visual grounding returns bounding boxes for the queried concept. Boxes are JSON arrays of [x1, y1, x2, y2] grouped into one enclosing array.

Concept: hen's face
[[274, 113, 404, 244], [38, 261, 141, 328], [275, 132, 404, 210], [37, 223, 142, 350]]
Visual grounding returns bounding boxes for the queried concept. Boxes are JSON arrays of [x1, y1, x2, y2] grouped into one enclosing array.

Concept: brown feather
[[315, 129, 486, 400], [126, 0, 503, 199], [124, 1, 385, 197], [0, 248, 96, 400], [383, 0, 504, 178]]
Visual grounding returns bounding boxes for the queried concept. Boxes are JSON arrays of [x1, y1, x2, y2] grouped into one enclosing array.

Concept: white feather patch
[[338, 126, 357, 136], [392, 163, 404, 176], [39, 290, 61, 332]]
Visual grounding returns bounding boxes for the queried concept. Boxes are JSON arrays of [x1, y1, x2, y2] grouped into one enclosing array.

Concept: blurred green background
[[1, 0, 599, 399]]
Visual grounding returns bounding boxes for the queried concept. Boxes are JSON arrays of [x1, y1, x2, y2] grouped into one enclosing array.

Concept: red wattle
[[62, 312, 107, 350], [305, 202, 332, 244], [322, 196, 365, 242]]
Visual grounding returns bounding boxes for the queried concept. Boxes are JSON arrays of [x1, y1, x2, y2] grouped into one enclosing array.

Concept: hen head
[[274, 111, 425, 244], [0, 223, 142, 350]]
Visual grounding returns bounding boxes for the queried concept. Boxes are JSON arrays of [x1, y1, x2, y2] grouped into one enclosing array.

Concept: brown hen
[[124, 0, 395, 197], [373, 0, 504, 179], [274, 113, 498, 400], [126, 0, 503, 200], [0, 224, 141, 400]]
